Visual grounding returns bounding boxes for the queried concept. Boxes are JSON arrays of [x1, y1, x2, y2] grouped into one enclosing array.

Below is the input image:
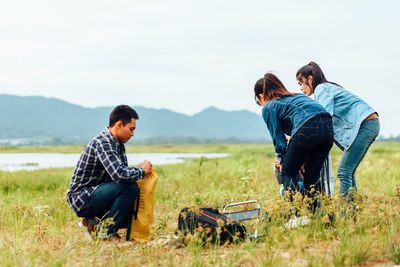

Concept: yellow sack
[[129, 168, 158, 242]]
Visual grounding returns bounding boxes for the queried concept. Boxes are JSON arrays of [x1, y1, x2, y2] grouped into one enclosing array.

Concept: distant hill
[[0, 94, 270, 145]]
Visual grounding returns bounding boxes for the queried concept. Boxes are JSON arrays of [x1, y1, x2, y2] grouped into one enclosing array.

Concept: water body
[[0, 153, 229, 172]]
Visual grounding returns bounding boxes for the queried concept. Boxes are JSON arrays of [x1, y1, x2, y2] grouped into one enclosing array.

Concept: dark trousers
[[77, 181, 139, 235], [281, 115, 334, 200]]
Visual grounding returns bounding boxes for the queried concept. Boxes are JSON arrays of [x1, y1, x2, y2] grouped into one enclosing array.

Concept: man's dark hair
[[109, 105, 139, 127]]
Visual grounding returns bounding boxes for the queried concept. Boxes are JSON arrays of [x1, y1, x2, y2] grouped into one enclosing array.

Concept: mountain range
[[0, 94, 270, 145]]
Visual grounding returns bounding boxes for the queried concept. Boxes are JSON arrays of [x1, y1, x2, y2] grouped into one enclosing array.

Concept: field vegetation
[[0, 142, 399, 266]]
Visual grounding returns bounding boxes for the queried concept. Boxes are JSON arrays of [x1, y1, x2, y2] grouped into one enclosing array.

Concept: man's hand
[[139, 160, 152, 175]]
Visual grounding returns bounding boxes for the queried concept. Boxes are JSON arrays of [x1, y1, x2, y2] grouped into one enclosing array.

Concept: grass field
[[0, 142, 399, 266]]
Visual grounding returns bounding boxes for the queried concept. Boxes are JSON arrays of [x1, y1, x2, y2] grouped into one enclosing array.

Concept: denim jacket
[[314, 83, 376, 150], [262, 94, 329, 161]]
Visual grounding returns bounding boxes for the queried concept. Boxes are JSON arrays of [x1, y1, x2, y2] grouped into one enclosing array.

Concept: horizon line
[[0, 93, 259, 116]]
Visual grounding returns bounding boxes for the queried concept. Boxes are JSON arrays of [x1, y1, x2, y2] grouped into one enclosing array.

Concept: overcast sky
[[0, 0, 399, 136]]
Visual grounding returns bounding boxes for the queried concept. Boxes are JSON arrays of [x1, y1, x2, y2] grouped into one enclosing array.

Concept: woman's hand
[[274, 159, 282, 171], [299, 162, 305, 180]]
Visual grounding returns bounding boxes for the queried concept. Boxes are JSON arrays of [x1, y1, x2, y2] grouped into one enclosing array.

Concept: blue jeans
[[77, 181, 139, 236], [337, 118, 380, 198], [280, 174, 304, 197]]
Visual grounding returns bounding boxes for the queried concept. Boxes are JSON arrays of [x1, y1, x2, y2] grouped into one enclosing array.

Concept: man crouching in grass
[[67, 105, 152, 241]]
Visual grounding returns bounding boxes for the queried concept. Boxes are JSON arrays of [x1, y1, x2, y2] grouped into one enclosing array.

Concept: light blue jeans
[[337, 118, 380, 198]]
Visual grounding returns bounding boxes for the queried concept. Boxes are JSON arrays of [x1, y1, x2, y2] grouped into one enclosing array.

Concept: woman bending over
[[254, 73, 334, 202], [296, 62, 379, 199]]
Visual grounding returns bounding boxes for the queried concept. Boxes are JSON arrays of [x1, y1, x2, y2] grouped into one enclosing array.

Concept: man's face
[[117, 118, 136, 144]]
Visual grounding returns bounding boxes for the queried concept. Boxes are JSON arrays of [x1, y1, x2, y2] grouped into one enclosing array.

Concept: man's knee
[[121, 182, 139, 198]]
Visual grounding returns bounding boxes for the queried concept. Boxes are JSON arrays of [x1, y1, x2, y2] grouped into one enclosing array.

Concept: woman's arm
[[314, 85, 335, 116], [262, 106, 287, 163]]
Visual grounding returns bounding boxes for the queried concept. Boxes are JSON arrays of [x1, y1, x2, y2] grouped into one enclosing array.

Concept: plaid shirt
[[66, 127, 145, 214]]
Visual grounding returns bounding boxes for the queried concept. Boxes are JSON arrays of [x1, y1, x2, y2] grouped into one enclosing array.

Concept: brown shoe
[[82, 218, 95, 235], [78, 218, 95, 241], [99, 233, 121, 242], [107, 233, 122, 242]]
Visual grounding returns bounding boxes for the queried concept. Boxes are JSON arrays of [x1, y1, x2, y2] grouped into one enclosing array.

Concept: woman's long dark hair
[[254, 73, 296, 105], [296, 61, 341, 91]]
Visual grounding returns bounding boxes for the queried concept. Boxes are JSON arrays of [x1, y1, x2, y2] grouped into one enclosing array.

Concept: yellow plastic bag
[[129, 168, 158, 242]]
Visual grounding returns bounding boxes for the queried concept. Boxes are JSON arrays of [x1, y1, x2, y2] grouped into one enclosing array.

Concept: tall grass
[[0, 142, 399, 266]]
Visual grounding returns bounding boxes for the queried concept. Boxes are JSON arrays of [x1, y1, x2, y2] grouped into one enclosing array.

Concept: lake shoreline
[[0, 152, 230, 172]]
